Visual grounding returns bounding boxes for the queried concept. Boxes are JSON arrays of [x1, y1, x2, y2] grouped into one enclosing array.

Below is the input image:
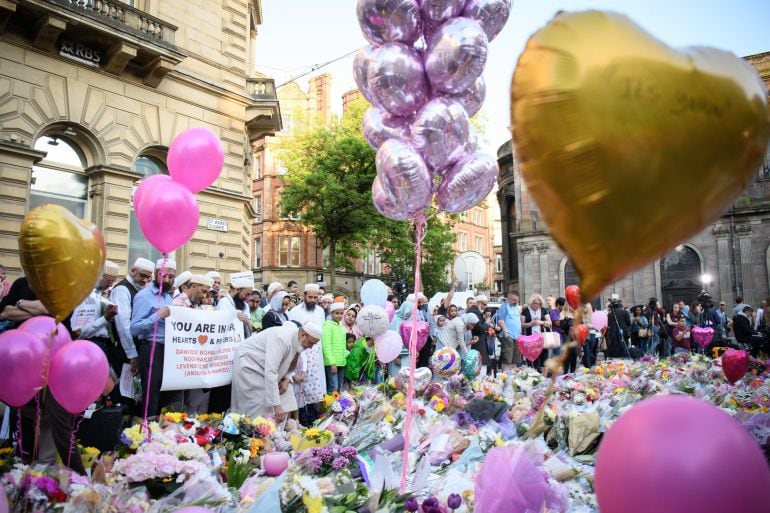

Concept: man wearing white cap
[[259, 281, 284, 316], [172, 274, 213, 414], [231, 320, 322, 421], [172, 271, 193, 305], [288, 283, 326, 424], [130, 259, 179, 417], [109, 257, 155, 381]]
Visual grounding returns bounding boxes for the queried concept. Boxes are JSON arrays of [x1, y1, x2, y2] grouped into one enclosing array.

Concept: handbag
[[542, 328, 561, 349], [638, 327, 649, 338]]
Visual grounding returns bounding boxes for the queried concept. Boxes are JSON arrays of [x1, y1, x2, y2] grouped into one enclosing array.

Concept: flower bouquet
[[290, 427, 333, 452]]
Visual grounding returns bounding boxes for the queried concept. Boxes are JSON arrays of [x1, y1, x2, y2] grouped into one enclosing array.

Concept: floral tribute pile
[[1, 353, 769, 512]]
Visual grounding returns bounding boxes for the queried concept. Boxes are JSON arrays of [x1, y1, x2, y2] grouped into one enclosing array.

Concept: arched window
[[660, 245, 702, 308], [129, 153, 169, 264], [31, 136, 88, 217], [563, 259, 602, 310]]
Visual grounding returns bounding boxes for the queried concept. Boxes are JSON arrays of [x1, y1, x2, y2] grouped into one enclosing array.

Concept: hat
[[156, 258, 176, 271], [329, 302, 345, 313], [304, 283, 320, 292], [205, 271, 221, 281], [103, 260, 120, 277], [133, 258, 155, 273], [231, 271, 255, 289], [173, 271, 193, 288], [406, 293, 415, 302], [719, 301, 726, 306], [268, 282, 284, 296], [302, 321, 323, 340], [321, 293, 334, 302], [189, 274, 213, 287], [475, 294, 489, 303], [462, 313, 479, 325], [334, 296, 346, 303]]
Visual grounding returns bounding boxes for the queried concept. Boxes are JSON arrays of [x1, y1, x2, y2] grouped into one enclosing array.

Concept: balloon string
[[15, 407, 27, 458], [33, 391, 42, 462], [400, 211, 424, 493], [67, 414, 84, 468], [142, 255, 166, 435]]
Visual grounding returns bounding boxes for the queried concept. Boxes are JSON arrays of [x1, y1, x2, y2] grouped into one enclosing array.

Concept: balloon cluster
[[0, 317, 108, 414], [354, 0, 510, 218], [133, 128, 224, 253]]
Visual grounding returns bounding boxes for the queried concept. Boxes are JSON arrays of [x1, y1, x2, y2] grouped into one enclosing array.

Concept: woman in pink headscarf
[[342, 305, 362, 339]]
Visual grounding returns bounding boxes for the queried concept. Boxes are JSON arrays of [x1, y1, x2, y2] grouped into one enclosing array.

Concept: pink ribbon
[[400, 212, 425, 493], [142, 255, 167, 435], [67, 414, 84, 468]]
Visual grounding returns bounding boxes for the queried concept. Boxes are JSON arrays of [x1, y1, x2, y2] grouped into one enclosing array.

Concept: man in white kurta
[[288, 284, 327, 413], [231, 321, 322, 422]]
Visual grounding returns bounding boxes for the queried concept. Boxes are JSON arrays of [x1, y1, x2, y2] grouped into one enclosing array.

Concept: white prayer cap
[[475, 294, 489, 303], [156, 258, 176, 270], [329, 302, 345, 313], [302, 321, 323, 340], [133, 258, 155, 273], [189, 274, 213, 287], [304, 283, 320, 292], [205, 271, 221, 280], [231, 271, 255, 289], [462, 313, 479, 325], [406, 294, 415, 303], [268, 282, 284, 296], [321, 293, 334, 302], [173, 271, 193, 288], [103, 260, 120, 277]]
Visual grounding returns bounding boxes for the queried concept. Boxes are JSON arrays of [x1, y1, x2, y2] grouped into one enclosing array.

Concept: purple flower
[[405, 497, 420, 512], [340, 446, 358, 459], [447, 493, 462, 510], [338, 397, 353, 410], [315, 446, 335, 462], [331, 456, 349, 470], [306, 457, 323, 472]]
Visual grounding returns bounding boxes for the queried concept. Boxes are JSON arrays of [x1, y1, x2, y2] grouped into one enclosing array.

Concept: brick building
[[498, 51, 770, 309], [0, 0, 281, 278]]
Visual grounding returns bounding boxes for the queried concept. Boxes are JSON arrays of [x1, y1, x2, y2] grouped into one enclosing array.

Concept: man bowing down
[[231, 321, 322, 422]]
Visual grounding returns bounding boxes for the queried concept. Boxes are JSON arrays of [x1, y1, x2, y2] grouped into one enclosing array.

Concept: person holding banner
[[231, 320, 322, 422], [130, 259, 179, 418], [174, 274, 213, 413]]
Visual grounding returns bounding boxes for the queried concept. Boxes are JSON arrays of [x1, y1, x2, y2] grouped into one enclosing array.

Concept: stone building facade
[[0, 0, 281, 279], [498, 51, 770, 309]]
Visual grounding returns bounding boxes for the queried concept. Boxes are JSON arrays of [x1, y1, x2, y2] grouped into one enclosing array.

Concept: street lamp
[[700, 273, 713, 292]]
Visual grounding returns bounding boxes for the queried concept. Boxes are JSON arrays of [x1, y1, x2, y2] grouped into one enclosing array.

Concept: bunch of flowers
[[251, 416, 276, 437], [20, 469, 68, 504], [79, 445, 100, 469], [405, 493, 463, 513], [428, 395, 449, 413], [330, 393, 358, 421], [162, 411, 188, 424], [0, 447, 13, 474], [120, 421, 161, 450], [321, 391, 341, 411], [113, 439, 210, 485], [294, 444, 358, 476], [221, 412, 253, 436]]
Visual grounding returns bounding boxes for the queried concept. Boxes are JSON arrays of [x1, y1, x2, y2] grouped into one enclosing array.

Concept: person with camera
[[672, 318, 692, 354], [606, 299, 631, 358], [643, 298, 665, 358]]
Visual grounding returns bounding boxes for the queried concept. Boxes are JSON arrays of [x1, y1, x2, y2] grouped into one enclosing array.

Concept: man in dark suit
[[732, 305, 755, 347]]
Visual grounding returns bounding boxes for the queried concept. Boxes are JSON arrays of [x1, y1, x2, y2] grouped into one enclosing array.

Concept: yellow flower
[[163, 412, 187, 423], [250, 438, 264, 458], [0, 448, 12, 457], [385, 414, 394, 424], [303, 492, 324, 513], [304, 428, 321, 439], [197, 414, 210, 422], [212, 413, 223, 420]]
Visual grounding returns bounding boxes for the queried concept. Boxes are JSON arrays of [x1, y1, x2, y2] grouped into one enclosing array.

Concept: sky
[[254, 0, 770, 154]]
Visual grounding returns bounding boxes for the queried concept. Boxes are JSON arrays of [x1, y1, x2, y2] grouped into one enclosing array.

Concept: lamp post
[[700, 273, 713, 293]]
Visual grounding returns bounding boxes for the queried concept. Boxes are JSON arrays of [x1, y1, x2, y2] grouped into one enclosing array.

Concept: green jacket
[[344, 338, 376, 382], [321, 319, 347, 366]]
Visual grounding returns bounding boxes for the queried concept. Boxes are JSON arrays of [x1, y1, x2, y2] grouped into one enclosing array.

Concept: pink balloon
[[411, 98, 470, 170], [356, 0, 421, 45], [436, 152, 498, 213], [591, 310, 608, 331], [362, 107, 412, 150], [425, 17, 488, 94], [722, 348, 749, 384], [516, 333, 543, 362], [167, 127, 224, 193], [367, 43, 429, 117], [445, 76, 486, 117], [399, 320, 429, 351], [19, 316, 72, 358], [353, 46, 377, 103], [137, 180, 200, 254], [462, 0, 511, 42], [376, 139, 433, 217], [385, 301, 396, 322], [133, 174, 172, 216], [0, 330, 49, 407], [375, 330, 402, 363], [372, 175, 411, 221], [691, 327, 714, 349], [596, 395, 770, 513], [421, 0, 466, 24], [48, 340, 109, 413]]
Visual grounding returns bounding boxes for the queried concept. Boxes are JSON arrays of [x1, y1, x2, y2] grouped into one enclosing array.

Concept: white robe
[[288, 303, 326, 406], [231, 323, 302, 418]]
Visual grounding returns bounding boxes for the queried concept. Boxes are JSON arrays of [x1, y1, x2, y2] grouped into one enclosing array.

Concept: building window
[[254, 194, 262, 215], [495, 255, 502, 273], [475, 236, 484, 255], [458, 211, 467, 222], [129, 155, 168, 265], [457, 232, 468, 252], [495, 280, 504, 293], [278, 236, 300, 267], [473, 208, 484, 226], [31, 136, 88, 218], [253, 237, 261, 269], [660, 246, 701, 283], [253, 153, 262, 180]]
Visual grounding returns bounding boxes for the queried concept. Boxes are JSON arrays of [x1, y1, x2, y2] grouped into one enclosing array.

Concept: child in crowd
[[322, 302, 347, 393], [345, 336, 377, 385]]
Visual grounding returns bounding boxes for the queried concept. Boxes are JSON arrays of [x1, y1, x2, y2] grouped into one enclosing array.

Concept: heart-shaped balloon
[[363, 107, 412, 150], [376, 139, 433, 216], [511, 11, 770, 299], [572, 324, 589, 346], [356, 0, 421, 46], [367, 43, 429, 117], [19, 205, 106, 322], [420, 0, 465, 25], [436, 152, 498, 213], [411, 98, 470, 170], [517, 333, 544, 362], [691, 327, 714, 349], [399, 320, 430, 351], [722, 348, 749, 385], [372, 175, 411, 221], [462, 0, 511, 42], [462, 349, 481, 380], [425, 17, 488, 94], [565, 285, 581, 310], [395, 366, 432, 393]]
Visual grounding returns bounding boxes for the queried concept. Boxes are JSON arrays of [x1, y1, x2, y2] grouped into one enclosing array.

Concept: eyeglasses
[[138, 272, 152, 280]]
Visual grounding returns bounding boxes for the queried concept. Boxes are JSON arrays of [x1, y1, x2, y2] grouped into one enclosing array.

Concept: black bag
[[629, 346, 644, 361], [77, 406, 126, 452]]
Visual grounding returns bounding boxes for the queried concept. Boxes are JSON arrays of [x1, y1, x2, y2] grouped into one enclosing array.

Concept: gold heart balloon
[[19, 204, 106, 322], [511, 10, 770, 300]]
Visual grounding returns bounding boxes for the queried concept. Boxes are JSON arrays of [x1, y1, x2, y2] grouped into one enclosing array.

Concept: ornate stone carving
[[712, 225, 730, 238], [736, 223, 752, 236]]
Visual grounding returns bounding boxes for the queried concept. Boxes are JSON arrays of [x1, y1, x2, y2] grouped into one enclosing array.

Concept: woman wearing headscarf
[[446, 312, 479, 359], [387, 300, 413, 378], [262, 291, 290, 330], [342, 305, 363, 339]]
